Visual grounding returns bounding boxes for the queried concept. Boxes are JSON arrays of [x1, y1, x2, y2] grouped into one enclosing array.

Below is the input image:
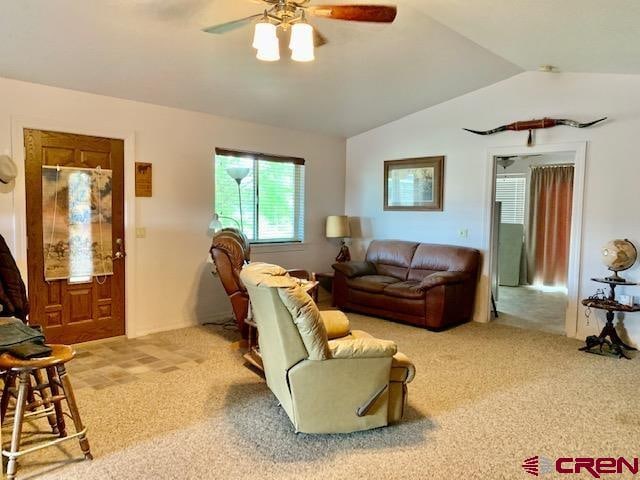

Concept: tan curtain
[[526, 165, 574, 287]]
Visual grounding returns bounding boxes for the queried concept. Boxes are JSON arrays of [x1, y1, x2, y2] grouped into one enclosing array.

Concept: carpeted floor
[[8, 313, 640, 480]]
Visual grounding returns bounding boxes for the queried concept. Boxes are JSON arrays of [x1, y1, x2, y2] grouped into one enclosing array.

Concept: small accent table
[[580, 278, 639, 359]]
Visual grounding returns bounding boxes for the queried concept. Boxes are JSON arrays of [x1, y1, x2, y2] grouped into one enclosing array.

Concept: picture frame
[[384, 156, 445, 211]]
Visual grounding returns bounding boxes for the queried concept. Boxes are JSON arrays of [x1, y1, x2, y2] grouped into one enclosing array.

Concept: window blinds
[[214, 150, 305, 243], [496, 175, 526, 224]]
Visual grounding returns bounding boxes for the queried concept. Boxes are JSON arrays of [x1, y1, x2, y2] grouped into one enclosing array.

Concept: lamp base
[[335, 242, 351, 263]]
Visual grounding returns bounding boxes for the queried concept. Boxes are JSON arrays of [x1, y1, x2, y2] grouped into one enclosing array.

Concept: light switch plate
[[136, 227, 146, 238], [458, 228, 469, 239]]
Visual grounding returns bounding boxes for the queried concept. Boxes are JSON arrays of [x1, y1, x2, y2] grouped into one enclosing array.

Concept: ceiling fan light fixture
[[253, 21, 277, 50], [256, 41, 280, 61], [289, 22, 315, 62]]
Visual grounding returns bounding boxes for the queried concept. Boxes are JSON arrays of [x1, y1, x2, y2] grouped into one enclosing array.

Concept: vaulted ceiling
[[0, 1, 637, 137]]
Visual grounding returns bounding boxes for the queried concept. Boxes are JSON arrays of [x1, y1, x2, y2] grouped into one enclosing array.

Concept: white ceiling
[[0, 0, 520, 137], [416, 0, 640, 74], [0, 1, 638, 137]]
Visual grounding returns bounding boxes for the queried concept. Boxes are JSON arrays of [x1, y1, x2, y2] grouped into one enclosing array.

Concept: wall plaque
[[135, 162, 152, 197]]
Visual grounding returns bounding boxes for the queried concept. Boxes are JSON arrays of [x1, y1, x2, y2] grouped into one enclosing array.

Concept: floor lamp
[[225, 167, 250, 231]]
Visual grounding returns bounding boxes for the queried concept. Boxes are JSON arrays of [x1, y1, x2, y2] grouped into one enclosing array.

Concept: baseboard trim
[[127, 310, 233, 338]]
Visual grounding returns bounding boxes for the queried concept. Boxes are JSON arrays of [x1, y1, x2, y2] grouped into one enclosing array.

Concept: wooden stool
[[0, 345, 92, 479]]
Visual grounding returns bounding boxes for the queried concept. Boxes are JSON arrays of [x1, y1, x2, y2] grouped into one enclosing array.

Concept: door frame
[[482, 141, 587, 338], [10, 116, 138, 339]]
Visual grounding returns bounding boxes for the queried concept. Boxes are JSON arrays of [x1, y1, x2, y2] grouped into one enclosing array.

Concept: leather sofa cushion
[[348, 288, 425, 318], [409, 243, 480, 273], [383, 281, 424, 300], [347, 275, 400, 293], [366, 240, 419, 280]]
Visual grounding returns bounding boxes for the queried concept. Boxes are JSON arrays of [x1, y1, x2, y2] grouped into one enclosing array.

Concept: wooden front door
[[25, 129, 125, 344]]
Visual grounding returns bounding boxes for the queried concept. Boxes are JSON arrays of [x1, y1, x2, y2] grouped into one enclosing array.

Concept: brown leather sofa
[[332, 240, 480, 330]]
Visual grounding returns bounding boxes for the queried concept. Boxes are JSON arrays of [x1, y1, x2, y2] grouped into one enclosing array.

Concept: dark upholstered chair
[[209, 228, 312, 338]]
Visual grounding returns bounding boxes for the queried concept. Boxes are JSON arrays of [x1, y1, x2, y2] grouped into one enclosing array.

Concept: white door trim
[[483, 141, 587, 338], [10, 115, 138, 339]]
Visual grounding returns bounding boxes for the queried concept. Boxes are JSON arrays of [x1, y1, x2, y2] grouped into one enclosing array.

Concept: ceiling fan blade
[[313, 27, 329, 47], [202, 14, 262, 34], [307, 5, 397, 23]]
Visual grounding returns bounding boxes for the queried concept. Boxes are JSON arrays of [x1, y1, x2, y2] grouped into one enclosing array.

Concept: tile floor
[[65, 285, 333, 391], [67, 336, 209, 391], [494, 285, 567, 335]]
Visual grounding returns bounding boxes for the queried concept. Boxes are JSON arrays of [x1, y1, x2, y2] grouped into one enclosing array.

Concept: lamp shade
[[226, 167, 250, 182], [209, 214, 223, 234], [253, 22, 276, 50], [326, 215, 351, 238], [289, 22, 315, 62]]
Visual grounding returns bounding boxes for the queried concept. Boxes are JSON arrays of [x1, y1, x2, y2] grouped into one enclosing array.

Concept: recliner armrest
[[332, 261, 376, 278], [329, 338, 397, 359], [417, 271, 471, 291], [320, 310, 351, 339]]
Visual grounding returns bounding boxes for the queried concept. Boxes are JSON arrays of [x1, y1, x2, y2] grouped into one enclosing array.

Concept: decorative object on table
[[463, 117, 607, 147], [226, 167, 250, 230], [201, 1, 397, 63], [0, 155, 18, 193], [384, 156, 444, 211], [601, 238, 637, 282], [326, 215, 351, 262], [134, 162, 152, 197], [580, 240, 639, 359], [41, 165, 113, 281], [619, 294, 635, 307]]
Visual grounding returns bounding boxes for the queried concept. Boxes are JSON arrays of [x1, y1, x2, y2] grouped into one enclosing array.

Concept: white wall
[[0, 77, 346, 337], [346, 71, 640, 345]]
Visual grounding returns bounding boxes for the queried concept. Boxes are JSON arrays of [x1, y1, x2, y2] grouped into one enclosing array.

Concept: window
[[214, 148, 305, 244], [495, 175, 526, 224]]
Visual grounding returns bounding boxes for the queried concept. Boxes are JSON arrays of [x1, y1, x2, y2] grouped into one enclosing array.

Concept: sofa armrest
[[332, 261, 376, 279], [329, 337, 397, 359], [417, 271, 471, 291], [320, 310, 351, 339]]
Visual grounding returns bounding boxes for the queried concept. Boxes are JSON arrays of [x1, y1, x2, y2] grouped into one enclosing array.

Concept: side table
[[580, 277, 638, 359]]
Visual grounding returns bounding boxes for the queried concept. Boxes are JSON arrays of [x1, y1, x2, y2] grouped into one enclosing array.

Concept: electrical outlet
[[458, 228, 469, 239], [136, 227, 146, 238]]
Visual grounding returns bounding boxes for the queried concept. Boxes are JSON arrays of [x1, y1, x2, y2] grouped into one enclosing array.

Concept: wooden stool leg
[[1, 371, 16, 424], [6, 371, 29, 480], [34, 369, 59, 434], [46, 367, 66, 437], [56, 365, 92, 460]]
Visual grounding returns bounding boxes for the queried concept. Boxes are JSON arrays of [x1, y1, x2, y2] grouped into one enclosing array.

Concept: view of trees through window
[[214, 153, 305, 243]]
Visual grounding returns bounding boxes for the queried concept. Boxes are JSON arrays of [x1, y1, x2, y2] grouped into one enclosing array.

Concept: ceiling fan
[[202, 1, 398, 62], [495, 154, 541, 170]]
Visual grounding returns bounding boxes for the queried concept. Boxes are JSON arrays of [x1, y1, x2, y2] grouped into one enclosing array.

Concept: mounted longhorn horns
[[463, 117, 607, 146]]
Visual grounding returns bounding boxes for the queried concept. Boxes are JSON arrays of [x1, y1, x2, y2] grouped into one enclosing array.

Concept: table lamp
[[326, 215, 351, 262]]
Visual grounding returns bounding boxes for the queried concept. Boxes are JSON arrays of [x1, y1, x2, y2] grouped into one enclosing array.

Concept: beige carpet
[[9, 314, 640, 480]]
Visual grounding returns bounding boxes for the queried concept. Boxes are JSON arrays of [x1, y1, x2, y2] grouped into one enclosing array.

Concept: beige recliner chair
[[240, 262, 415, 434]]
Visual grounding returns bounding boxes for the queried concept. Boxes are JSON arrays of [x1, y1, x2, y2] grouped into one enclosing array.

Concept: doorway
[[487, 147, 584, 336], [24, 129, 126, 344]]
